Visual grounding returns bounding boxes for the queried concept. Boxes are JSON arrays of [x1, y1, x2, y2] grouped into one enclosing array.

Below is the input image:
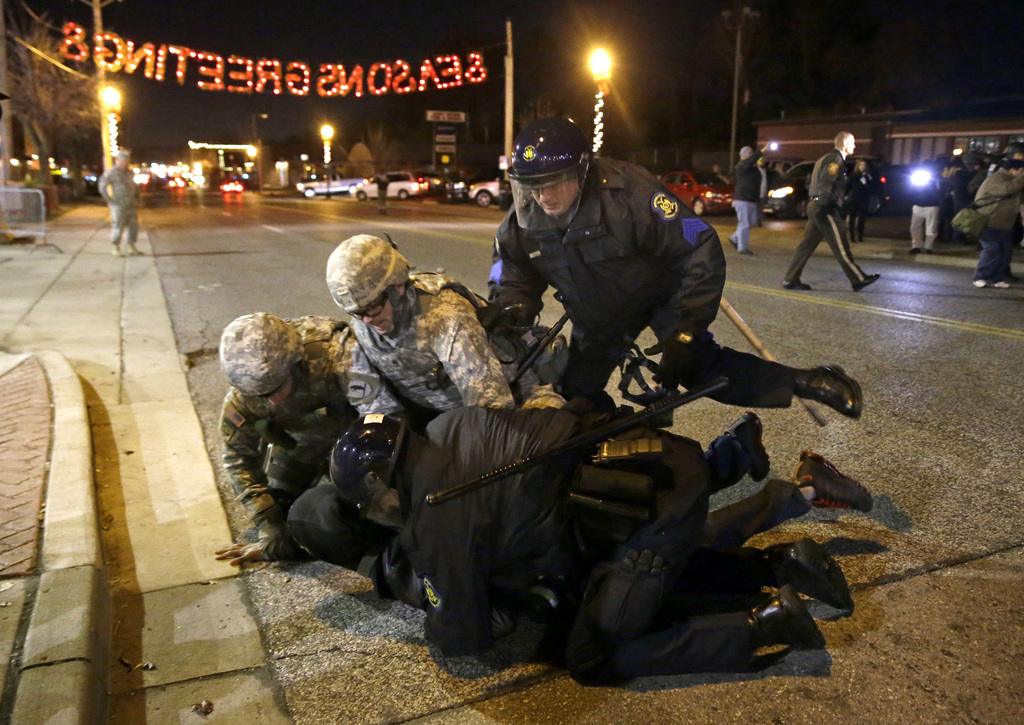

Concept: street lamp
[[589, 49, 611, 154], [101, 85, 121, 163], [251, 112, 268, 195], [320, 124, 334, 199]]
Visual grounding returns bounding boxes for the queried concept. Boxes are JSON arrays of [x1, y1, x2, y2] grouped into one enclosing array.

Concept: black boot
[[793, 365, 863, 419], [724, 412, 770, 481], [796, 451, 873, 512], [766, 539, 854, 611], [749, 584, 825, 650]]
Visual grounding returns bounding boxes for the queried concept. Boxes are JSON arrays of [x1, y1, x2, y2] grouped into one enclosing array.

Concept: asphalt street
[[138, 190, 1024, 724]]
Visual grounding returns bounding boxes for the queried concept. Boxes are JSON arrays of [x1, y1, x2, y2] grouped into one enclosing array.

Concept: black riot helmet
[[508, 117, 590, 188], [330, 414, 408, 528], [507, 118, 592, 230]]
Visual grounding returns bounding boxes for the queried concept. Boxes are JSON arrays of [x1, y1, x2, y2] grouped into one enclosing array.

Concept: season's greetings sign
[[61, 22, 488, 98]]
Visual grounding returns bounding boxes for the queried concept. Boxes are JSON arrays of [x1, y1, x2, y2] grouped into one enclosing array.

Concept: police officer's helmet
[[326, 235, 411, 315], [507, 117, 591, 189], [330, 413, 408, 512], [219, 313, 303, 396]]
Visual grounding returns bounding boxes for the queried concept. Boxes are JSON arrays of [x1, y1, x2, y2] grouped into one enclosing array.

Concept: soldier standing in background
[[98, 149, 141, 257]]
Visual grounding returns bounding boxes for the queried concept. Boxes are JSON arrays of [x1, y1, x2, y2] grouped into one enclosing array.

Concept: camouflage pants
[[109, 204, 138, 245]]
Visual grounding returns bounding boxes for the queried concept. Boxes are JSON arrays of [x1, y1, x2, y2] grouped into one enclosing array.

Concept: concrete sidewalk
[[0, 206, 287, 723], [0, 204, 1019, 723]]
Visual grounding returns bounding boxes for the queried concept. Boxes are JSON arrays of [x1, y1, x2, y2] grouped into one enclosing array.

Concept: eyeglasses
[[351, 291, 388, 318]]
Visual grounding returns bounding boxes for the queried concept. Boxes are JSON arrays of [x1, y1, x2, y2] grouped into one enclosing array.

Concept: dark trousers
[[974, 227, 1014, 283], [846, 205, 868, 241], [561, 328, 796, 410], [785, 200, 870, 287]]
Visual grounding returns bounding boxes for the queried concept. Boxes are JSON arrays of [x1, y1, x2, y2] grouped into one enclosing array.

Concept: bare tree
[[5, 7, 98, 194], [364, 123, 392, 173]]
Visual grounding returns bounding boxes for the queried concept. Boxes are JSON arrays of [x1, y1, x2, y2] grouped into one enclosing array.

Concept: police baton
[[425, 376, 728, 506], [719, 298, 827, 427], [511, 312, 570, 385]]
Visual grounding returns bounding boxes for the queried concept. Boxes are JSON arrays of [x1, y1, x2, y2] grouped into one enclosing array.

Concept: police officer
[[289, 407, 869, 666], [326, 234, 564, 426], [783, 132, 880, 291], [98, 149, 142, 257], [214, 312, 394, 565], [489, 117, 863, 418]]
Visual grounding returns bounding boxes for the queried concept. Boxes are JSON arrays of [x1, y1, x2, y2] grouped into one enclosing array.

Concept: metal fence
[[0, 187, 47, 247]]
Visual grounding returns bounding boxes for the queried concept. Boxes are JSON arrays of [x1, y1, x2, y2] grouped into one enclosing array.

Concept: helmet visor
[[511, 159, 589, 231]]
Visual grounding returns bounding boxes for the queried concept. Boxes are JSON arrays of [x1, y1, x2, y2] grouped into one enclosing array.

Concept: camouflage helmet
[[326, 235, 410, 314], [219, 313, 303, 396]]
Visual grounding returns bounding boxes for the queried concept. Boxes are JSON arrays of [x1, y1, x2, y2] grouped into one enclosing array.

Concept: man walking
[[783, 132, 878, 291], [98, 149, 141, 257], [728, 145, 768, 255]]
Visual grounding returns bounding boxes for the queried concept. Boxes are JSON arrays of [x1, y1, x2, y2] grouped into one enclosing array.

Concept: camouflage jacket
[[354, 274, 517, 413], [220, 317, 392, 517], [98, 165, 138, 208]]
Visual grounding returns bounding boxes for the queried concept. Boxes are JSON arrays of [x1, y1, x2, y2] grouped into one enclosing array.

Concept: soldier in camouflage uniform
[[98, 149, 142, 257], [214, 312, 395, 565], [326, 234, 564, 426]]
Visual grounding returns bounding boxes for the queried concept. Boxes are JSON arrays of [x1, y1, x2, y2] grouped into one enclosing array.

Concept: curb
[[10, 352, 107, 725]]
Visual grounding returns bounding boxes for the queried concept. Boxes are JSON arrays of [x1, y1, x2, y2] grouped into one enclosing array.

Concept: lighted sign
[[62, 22, 487, 99]]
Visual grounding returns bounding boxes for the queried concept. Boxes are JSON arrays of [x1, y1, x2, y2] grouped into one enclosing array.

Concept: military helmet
[[326, 235, 410, 314], [508, 117, 590, 188], [330, 413, 408, 511], [219, 313, 303, 396]]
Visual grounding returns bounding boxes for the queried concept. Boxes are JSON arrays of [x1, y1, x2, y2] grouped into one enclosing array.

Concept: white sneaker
[[972, 279, 987, 287], [126, 244, 143, 256], [991, 281, 1010, 289], [111, 246, 122, 257]]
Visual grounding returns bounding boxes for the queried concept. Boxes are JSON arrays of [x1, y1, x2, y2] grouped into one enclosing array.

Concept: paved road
[[143, 191, 1024, 724]]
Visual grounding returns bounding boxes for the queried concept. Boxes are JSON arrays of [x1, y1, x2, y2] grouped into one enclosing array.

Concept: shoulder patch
[[651, 191, 680, 220], [827, 163, 840, 176], [681, 217, 709, 246], [223, 401, 246, 429], [423, 576, 442, 609]]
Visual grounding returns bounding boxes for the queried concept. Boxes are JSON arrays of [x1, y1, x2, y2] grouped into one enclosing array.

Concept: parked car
[[765, 160, 815, 218], [296, 174, 366, 198], [659, 170, 734, 216], [449, 170, 502, 203], [353, 171, 428, 200]]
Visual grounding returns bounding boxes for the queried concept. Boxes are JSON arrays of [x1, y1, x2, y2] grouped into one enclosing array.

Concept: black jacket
[[492, 157, 726, 341], [733, 152, 763, 203], [394, 407, 581, 655]]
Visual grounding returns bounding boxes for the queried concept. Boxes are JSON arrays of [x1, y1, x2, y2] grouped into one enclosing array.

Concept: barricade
[[0, 187, 59, 252]]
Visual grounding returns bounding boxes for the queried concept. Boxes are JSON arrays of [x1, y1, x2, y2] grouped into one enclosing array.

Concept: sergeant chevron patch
[[682, 217, 709, 245]]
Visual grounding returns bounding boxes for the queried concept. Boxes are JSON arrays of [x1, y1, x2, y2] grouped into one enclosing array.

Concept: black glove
[[581, 549, 665, 641], [476, 302, 533, 333], [646, 332, 698, 390]]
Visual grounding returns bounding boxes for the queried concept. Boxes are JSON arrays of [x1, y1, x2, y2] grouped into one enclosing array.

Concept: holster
[[569, 463, 656, 552]]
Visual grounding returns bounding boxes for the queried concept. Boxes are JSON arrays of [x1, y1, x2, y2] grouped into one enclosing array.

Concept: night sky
[[19, 0, 1024, 158]]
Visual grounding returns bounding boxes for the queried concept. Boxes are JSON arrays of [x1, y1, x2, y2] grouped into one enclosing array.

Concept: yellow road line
[[726, 281, 1024, 341]]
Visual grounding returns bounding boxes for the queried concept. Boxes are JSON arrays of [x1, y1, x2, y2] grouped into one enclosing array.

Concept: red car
[[660, 170, 734, 216]]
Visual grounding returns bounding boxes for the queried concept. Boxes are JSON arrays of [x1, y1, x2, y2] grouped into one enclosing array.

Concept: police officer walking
[[98, 149, 142, 257], [489, 117, 863, 418], [783, 132, 880, 291]]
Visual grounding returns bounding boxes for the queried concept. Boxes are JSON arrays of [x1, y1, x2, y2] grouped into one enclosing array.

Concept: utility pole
[[0, 0, 11, 185], [724, 3, 759, 168], [504, 19, 513, 165]]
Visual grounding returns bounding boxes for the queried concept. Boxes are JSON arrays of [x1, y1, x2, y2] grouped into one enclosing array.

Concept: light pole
[[589, 49, 611, 154], [723, 3, 759, 168], [251, 112, 268, 195], [101, 85, 121, 162], [320, 124, 334, 199]]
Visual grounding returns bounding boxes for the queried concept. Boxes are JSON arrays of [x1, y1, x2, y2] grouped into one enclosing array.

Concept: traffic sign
[[434, 144, 457, 153], [435, 134, 457, 143], [426, 110, 466, 123]]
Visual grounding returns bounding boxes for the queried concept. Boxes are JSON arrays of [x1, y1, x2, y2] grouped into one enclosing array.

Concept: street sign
[[435, 144, 457, 153], [426, 110, 467, 123], [435, 134, 457, 143]]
